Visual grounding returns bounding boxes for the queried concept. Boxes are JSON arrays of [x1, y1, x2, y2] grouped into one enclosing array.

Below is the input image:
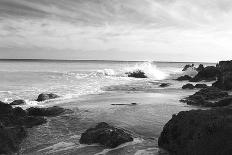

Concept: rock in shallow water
[[27, 106, 65, 117], [180, 87, 229, 106], [79, 122, 133, 148], [10, 99, 26, 105], [176, 75, 192, 81], [36, 93, 59, 102], [127, 70, 147, 78], [158, 108, 232, 155], [182, 83, 194, 89]]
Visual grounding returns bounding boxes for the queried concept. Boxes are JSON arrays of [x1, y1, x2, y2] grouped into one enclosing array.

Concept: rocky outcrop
[[182, 84, 194, 89], [127, 70, 147, 78], [213, 61, 232, 90], [196, 64, 204, 72], [190, 66, 219, 82], [27, 106, 65, 117], [182, 64, 194, 71], [79, 122, 133, 148], [176, 75, 192, 81], [36, 93, 59, 102], [158, 108, 232, 155], [180, 87, 229, 107], [182, 84, 208, 89], [10, 99, 26, 105]]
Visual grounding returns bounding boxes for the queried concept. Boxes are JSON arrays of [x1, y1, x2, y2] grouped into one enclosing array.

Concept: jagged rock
[[182, 83, 194, 89], [79, 122, 133, 148], [127, 70, 147, 78], [36, 93, 59, 102], [159, 83, 170, 87], [190, 66, 219, 82], [158, 108, 232, 155], [180, 87, 228, 106], [195, 84, 208, 89], [196, 64, 204, 72], [182, 64, 194, 71], [10, 100, 26, 105], [212, 61, 232, 90], [176, 75, 192, 81], [27, 106, 65, 117]]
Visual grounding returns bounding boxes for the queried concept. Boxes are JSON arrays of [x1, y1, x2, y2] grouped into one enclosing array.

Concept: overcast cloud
[[1, 0, 232, 62]]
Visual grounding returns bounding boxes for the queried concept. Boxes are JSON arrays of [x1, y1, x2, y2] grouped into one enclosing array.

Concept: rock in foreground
[[36, 93, 59, 102], [182, 83, 194, 89], [190, 66, 219, 82], [158, 108, 232, 155], [79, 122, 133, 148], [127, 70, 147, 78]]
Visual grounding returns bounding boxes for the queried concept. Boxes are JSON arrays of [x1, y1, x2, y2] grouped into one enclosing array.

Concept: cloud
[[1, 0, 232, 61]]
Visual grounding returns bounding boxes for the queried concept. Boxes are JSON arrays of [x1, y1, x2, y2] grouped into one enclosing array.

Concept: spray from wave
[[123, 62, 167, 80]]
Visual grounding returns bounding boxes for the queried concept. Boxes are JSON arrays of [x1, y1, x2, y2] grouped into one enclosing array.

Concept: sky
[[1, 0, 232, 62]]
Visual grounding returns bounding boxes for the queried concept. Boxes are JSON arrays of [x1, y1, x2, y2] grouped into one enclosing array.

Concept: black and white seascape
[[1, 1, 232, 155]]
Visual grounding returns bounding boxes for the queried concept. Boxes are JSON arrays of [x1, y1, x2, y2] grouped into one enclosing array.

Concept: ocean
[[0, 60, 215, 155]]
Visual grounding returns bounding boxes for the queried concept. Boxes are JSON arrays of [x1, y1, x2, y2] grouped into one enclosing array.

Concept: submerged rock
[[127, 70, 147, 78], [10, 99, 26, 105], [180, 87, 229, 106], [27, 106, 65, 117], [158, 108, 232, 155], [176, 75, 192, 81], [36, 93, 59, 102], [182, 83, 194, 89], [79, 122, 133, 148]]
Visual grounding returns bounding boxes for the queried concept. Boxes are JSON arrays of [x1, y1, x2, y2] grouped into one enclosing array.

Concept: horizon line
[[0, 58, 217, 64]]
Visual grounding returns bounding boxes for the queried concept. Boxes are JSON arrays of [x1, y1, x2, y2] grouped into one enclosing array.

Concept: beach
[[0, 60, 214, 154]]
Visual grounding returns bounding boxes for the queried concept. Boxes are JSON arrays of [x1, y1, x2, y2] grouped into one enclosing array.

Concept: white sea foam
[[182, 67, 198, 77], [123, 62, 168, 80]]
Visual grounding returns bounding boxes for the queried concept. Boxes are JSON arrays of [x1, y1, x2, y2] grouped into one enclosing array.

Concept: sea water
[[0, 60, 214, 155]]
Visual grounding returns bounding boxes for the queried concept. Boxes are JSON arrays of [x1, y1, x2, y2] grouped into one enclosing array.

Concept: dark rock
[[10, 99, 26, 105], [190, 66, 219, 82], [180, 87, 228, 106], [79, 122, 133, 148], [27, 106, 65, 117], [0, 125, 27, 154], [176, 75, 192, 81], [0, 101, 48, 154], [196, 64, 204, 72], [159, 83, 170, 87], [182, 64, 194, 71], [158, 108, 232, 155], [213, 70, 232, 90], [205, 96, 232, 107], [0, 101, 13, 115], [36, 93, 59, 102], [127, 70, 147, 78], [182, 84, 194, 89], [131, 103, 137, 105], [195, 84, 208, 89]]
